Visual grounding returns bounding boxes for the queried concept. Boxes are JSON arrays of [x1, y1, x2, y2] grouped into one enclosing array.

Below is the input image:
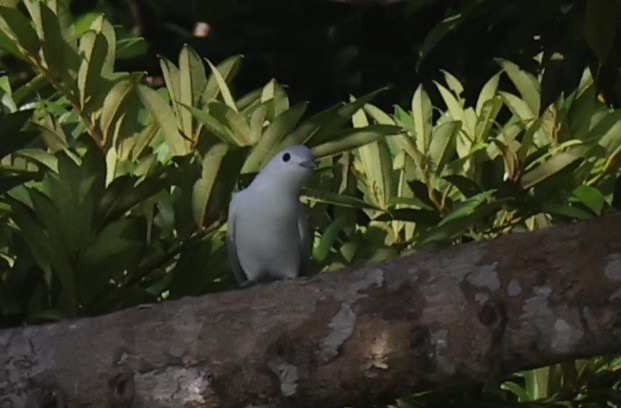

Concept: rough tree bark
[[1, 214, 621, 407]]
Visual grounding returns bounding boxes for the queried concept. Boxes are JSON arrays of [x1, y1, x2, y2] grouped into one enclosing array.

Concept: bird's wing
[[226, 194, 248, 285], [297, 203, 311, 276]]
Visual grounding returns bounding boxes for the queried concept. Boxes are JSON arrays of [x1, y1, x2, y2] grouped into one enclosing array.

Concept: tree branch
[[1, 213, 621, 407]]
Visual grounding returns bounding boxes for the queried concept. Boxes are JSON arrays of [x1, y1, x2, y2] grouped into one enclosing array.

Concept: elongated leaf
[[439, 190, 495, 226], [302, 188, 382, 211], [572, 185, 605, 214], [100, 79, 134, 139], [14, 149, 57, 171], [435, 81, 464, 124], [354, 107, 394, 209], [310, 125, 399, 158], [203, 55, 242, 104], [310, 88, 388, 145], [38, 4, 70, 80], [412, 84, 433, 154], [497, 58, 540, 115], [282, 103, 342, 146], [0, 110, 36, 158], [180, 102, 237, 145], [205, 58, 237, 111], [0, 6, 40, 56], [428, 120, 460, 174], [476, 72, 500, 114], [313, 216, 346, 262], [520, 150, 583, 189], [207, 101, 252, 146], [159, 56, 180, 112], [242, 102, 307, 173], [441, 70, 464, 96], [475, 95, 503, 141], [192, 143, 228, 227], [88, 15, 115, 77], [77, 31, 108, 110], [261, 79, 290, 118], [387, 196, 435, 211], [179, 45, 207, 140], [499, 91, 535, 122], [537, 202, 593, 220], [419, 201, 500, 246], [137, 84, 190, 156]]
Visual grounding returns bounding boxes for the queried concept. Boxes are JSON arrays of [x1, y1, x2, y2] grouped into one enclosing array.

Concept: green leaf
[[205, 58, 237, 111], [179, 45, 207, 140], [14, 149, 58, 171], [137, 84, 190, 156], [497, 58, 540, 115], [38, 3, 74, 81], [537, 202, 593, 220], [192, 143, 228, 227], [203, 55, 242, 104], [281, 103, 342, 146], [571, 185, 606, 214], [313, 216, 345, 262], [373, 208, 439, 225], [302, 188, 382, 211], [0, 110, 36, 158], [100, 79, 135, 140], [207, 101, 252, 146], [242, 102, 307, 173], [499, 91, 535, 122], [77, 30, 108, 110], [180, 103, 238, 145], [305, 88, 388, 145], [435, 81, 464, 124], [419, 201, 500, 246], [520, 150, 583, 189], [412, 84, 433, 153], [387, 196, 435, 211], [356, 139, 394, 209], [440, 70, 464, 96], [475, 95, 503, 141], [588, 109, 621, 154], [476, 72, 500, 114], [428, 120, 460, 173], [439, 190, 495, 226], [310, 125, 399, 158], [444, 175, 483, 197], [500, 380, 529, 402], [261, 79, 290, 118], [0, 6, 40, 56], [88, 15, 115, 75], [159, 56, 180, 114]]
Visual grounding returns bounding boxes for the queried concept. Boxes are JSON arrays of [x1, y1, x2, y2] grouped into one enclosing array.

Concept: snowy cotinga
[[226, 145, 316, 285]]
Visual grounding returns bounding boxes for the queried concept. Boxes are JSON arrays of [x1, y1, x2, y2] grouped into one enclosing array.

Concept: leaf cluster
[[0, 3, 618, 407]]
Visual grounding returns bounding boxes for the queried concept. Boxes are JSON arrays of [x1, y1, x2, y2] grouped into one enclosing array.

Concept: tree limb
[[1, 214, 621, 407]]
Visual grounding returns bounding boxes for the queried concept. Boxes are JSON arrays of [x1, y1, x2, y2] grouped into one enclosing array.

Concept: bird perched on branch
[[226, 145, 316, 286]]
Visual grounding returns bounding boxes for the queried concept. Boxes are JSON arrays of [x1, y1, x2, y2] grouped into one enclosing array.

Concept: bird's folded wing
[[226, 194, 248, 285], [297, 203, 311, 276]]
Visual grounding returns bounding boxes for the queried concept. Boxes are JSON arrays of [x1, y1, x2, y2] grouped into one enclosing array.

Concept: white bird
[[226, 145, 316, 286]]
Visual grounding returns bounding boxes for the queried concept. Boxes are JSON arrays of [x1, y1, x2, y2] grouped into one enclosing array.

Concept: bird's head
[[252, 145, 317, 194]]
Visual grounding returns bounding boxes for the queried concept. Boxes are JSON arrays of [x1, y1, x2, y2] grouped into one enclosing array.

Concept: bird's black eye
[[282, 153, 291, 162]]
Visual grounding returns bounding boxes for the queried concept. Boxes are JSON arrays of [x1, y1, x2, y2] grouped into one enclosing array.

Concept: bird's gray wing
[[296, 203, 311, 276], [226, 194, 248, 285]]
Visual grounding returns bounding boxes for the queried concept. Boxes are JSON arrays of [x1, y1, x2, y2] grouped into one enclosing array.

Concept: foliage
[[309, 60, 620, 270], [0, 1, 619, 407], [399, 356, 621, 407], [53, 0, 621, 111], [0, 1, 398, 322]]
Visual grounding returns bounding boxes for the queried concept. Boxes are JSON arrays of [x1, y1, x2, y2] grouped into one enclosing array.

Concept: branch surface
[[1, 214, 621, 407]]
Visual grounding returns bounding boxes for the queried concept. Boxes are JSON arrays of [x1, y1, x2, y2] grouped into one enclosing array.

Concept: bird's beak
[[299, 159, 317, 169]]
